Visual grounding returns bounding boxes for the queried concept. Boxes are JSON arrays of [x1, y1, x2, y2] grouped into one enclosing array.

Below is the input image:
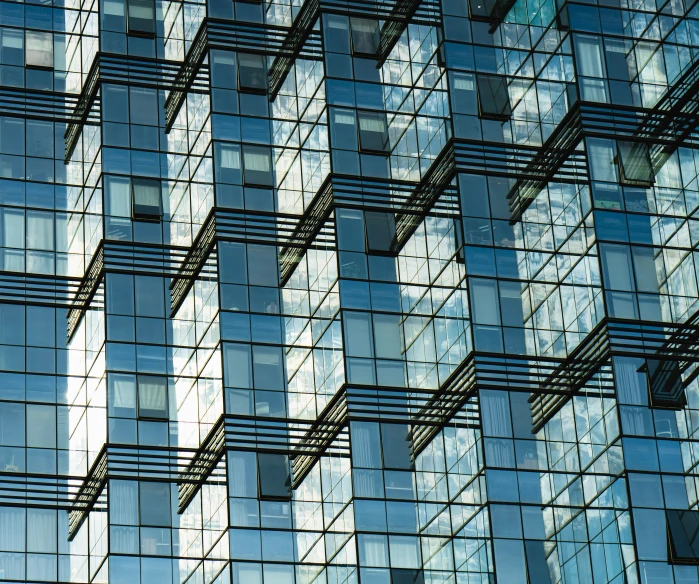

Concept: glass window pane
[[350, 18, 380, 55], [476, 75, 511, 120], [242, 145, 273, 187], [358, 111, 389, 153], [132, 178, 161, 220], [258, 453, 290, 500], [365, 212, 396, 253], [238, 53, 267, 92], [139, 482, 170, 526], [137, 376, 168, 419], [128, 0, 155, 35], [26, 31, 53, 68]]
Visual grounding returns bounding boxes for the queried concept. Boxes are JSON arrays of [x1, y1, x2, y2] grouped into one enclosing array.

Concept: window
[[1, 29, 23, 66], [468, 0, 498, 19], [25, 31, 53, 69], [139, 481, 171, 526], [640, 359, 685, 409], [468, 0, 516, 23], [127, 0, 155, 36], [258, 453, 291, 500], [131, 178, 161, 221], [137, 375, 168, 419], [238, 53, 267, 93], [365, 211, 397, 254], [242, 145, 273, 187], [358, 111, 390, 153], [476, 75, 511, 120], [381, 424, 412, 470], [668, 510, 699, 564], [350, 18, 380, 56], [330, 109, 358, 150], [617, 141, 653, 187], [391, 569, 425, 584]]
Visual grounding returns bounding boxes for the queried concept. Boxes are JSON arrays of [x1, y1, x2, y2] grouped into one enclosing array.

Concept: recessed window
[[640, 358, 685, 409], [350, 18, 380, 56], [617, 141, 653, 187], [242, 145, 274, 187], [365, 211, 397, 254], [25, 31, 53, 69], [238, 53, 267, 93], [127, 0, 155, 36], [476, 74, 511, 121], [358, 111, 389, 153], [258, 453, 291, 500], [131, 178, 162, 221], [137, 375, 168, 419], [668, 510, 699, 564]]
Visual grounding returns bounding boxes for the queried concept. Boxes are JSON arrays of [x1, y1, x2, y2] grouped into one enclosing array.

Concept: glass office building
[[1, 0, 699, 579]]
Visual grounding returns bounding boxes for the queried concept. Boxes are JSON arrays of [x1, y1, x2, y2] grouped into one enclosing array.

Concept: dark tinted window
[[238, 53, 267, 92], [139, 482, 171, 526], [668, 510, 699, 563], [132, 178, 161, 220], [476, 74, 511, 120], [381, 423, 412, 470], [242, 145, 273, 187], [618, 141, 653, 187], [358, 111, 389, 153], [392, 569, 425, 584], [350, 18, 380, 56], [642, 359, 685, 409], [258, 453, 291, 500], [127, 0, 155, 35], [365, 211, 397, 253]]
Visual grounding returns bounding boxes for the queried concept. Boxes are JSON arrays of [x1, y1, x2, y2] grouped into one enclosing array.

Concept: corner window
[[132, 178, 162, 221], [358, 111, 389, 153], [127, 0, 155, 36], [668, 510, 699, 564], [617, 141, 653, 187], [640, 359, 685, 409], [137, 375, 168, 419], [25, 31, 53, 69], [258, 453, 291, 500], [365, 211, 396, 254], [238, 53, 267, 93], [476, 74, 511, 121], [350, 18, 380, 56], [242, 145, 273, 187]]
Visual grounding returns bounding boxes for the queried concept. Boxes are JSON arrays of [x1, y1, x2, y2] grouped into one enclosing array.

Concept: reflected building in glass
[[1, 0, 699, 580]]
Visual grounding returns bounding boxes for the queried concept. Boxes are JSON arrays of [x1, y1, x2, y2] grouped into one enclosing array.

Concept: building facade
[[0, 0, 698, 580]]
